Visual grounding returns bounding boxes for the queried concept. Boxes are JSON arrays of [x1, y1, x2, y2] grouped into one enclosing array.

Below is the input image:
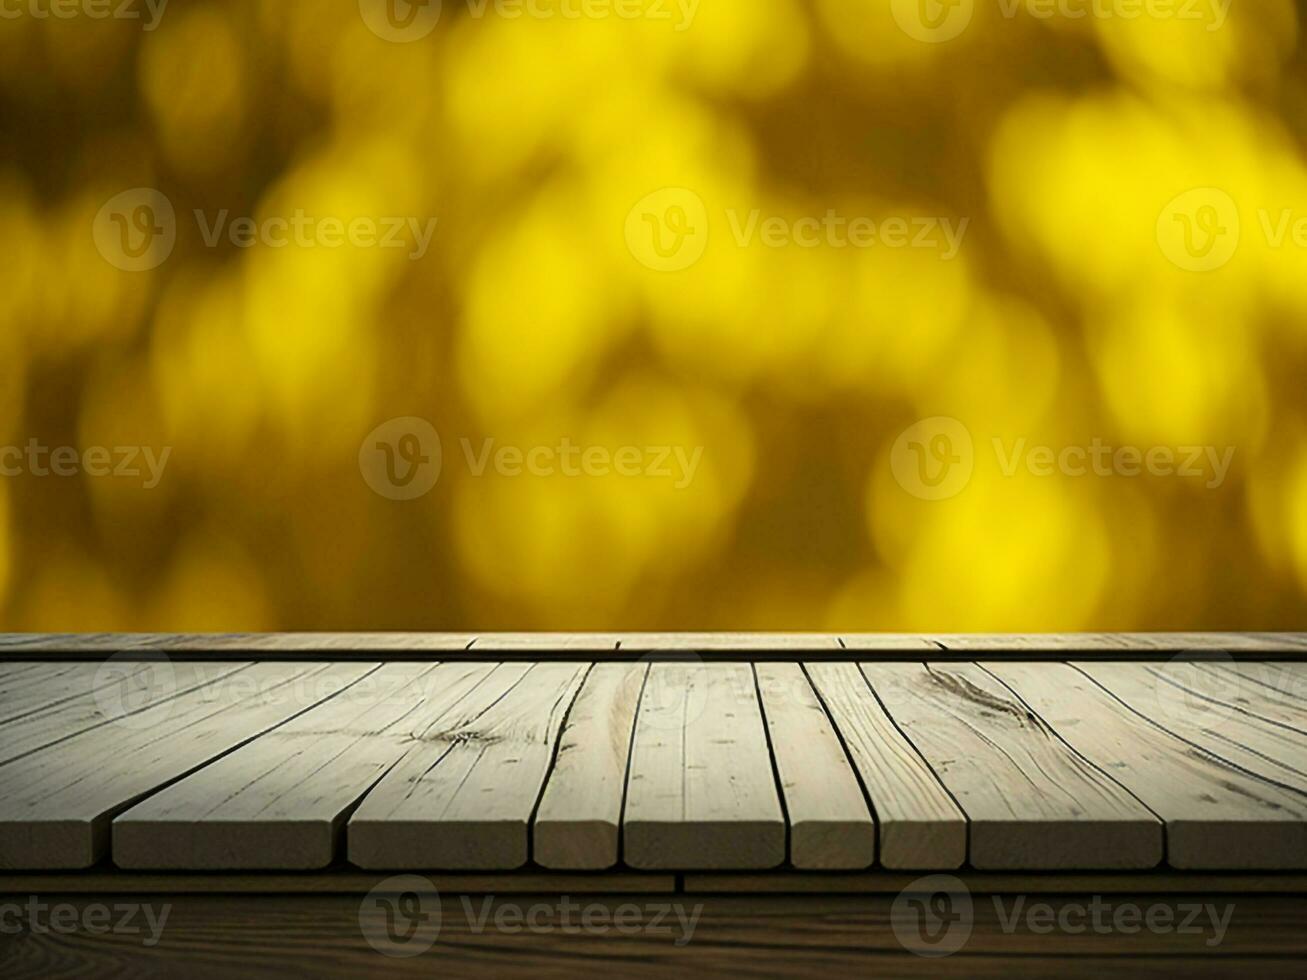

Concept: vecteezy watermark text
[[357, 0, 699, 43], [1, 440, 171, 489], [891, 875, 1234, 957], [0, 0, 168, 29], [891, 417, 1234, 500], [359, 417, 704, 500], [93, 188, 438, 272], [624, 187, 968, 272], [359, 877, 703, 957], [890, 0, 1230, 46], [461, 437, 702, 489], [1157, 187, 1307, 272], [1, 898, 171, 947]]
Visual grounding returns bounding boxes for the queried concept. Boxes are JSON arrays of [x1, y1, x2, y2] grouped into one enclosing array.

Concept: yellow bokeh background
[[2, 0, 1307, 631]]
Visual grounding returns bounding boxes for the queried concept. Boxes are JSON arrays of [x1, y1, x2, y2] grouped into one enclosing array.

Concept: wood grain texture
[[935, 634, 1307, 653], [862, 662, 1161, 870], [806, 662, 966, 869], [0, 633, 479, 652], [1075, 662, 1307, 794], [618, 633, 844, 651], [0, 661, 249, 766], [0, 662, 373, 870], [987, 661, 1307, 869], [5, 632, 1307, 661], [840, 635, 942, 650], [4, 893, 1303, 980], [1178, 661, 1307, 733], [471, 634, 624, 652], [684, 872, 1307, 893], [623, 662, 785, 870], [533, 663, 647, 870], [755, 662, 875, 869], [0, 663, 100, 722], [0, 871, 677, 894], [111, 663, 513, 870], [348, 662, 588, 870]]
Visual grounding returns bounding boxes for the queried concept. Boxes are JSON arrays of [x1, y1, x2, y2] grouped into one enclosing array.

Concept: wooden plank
[[0, 633, 476, 655], [5, 632, 1307, 659], [0, 662, 250, 765], [755, 662, 876, 869], [805, 662, 965, 869], [617, 633, 843, 651], [1119, 633, 1307, 652], [861, 662, 1161, 869], [471, 633, 623, 652], [1178, 661, 1307, 733], [0, 872, 678, 894], [1074, 662, 1307, 793], [0, 663, 96, 719], [349, 662, 588, 870], [934, 634, 1307, 653], [685, 872, 1307, 893], [533, 663, 647, 870], [0, 661, 48, 679], [839, 635, 941, 650], [8, 894, 1304, 979], [623, 663, 785, 870], [112, 662, 506, 870], [986, 661, 1307, 869], [0, 661, 160, 731], [934, 634, 1140, 652], [0, 662, 374, 869]]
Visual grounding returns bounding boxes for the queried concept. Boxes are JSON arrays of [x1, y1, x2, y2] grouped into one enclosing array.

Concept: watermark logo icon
[[1152, 653, 1243, 734], [891, 416, 974, 501], [359, 0, 442, 42], [1157, 187, 1240, 271], [891, 0, 974, 44], [359, 417, 442, 500], [92, 653, 177, 731], [627, 652, 712, 732], [93, 188, 176, 272], [359, 875, 442, 957], [892, 874, 974, 957], [625, 187, 709, 272]]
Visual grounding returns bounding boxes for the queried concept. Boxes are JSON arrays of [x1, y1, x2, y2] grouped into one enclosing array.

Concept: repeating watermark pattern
[[358, 0, 443, 41], [625, 188, 711, 272], [93, 188, 176, 272], [1151, 653, 1245, 733], [991, 894, 1233, 946], [92, 653, 179, 731], [890, 417, 976, 502], [631, 651, 712, 732], [91, 655, 378, 730], [1157, 187, 1307, 272], [892, 876, 1233, 957], [892, 0, 975, 44], [360, 417, 704, 499], [0, 440, 171, 488], [93, 189, 438, 272], [625, 188, 967, 271], [359, 417, 443, 501], [359, 876, 703, 957], [358, 0, 699, 41], [0, 0, 168, 30], [890, 417, 1235, 501], [1157, 188, 1241, 271], [891, 874, 975, 956], [360, 876, 444, 957], [892, 0, 1229, 44], [1, 898, 171, 947]]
